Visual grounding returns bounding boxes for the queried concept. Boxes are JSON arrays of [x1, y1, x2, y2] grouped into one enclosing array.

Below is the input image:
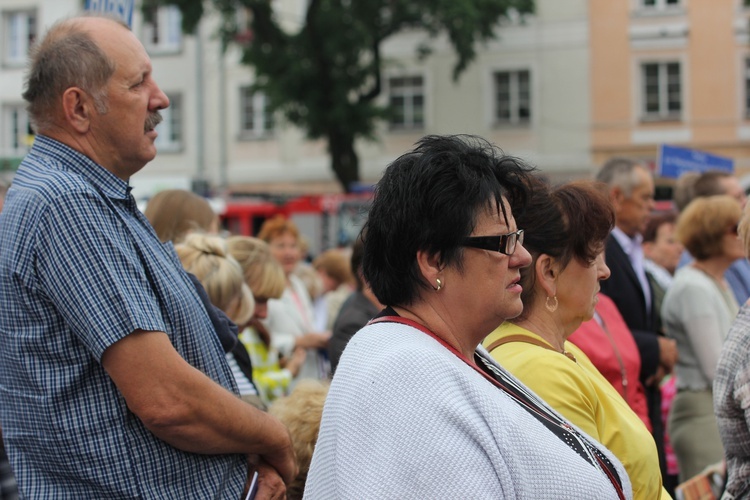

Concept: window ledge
[[145, 46, 184, 57], [237, 132, 275, 142], [388, 125, 425, 133], [2, 60, 26, 69], [632, 7, 686, 18], [155, 143, 184, 154], [493, 121, 532, 129], [639, 116, 683, 124]]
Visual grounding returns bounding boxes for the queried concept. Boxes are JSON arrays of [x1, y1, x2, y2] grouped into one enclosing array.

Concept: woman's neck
[[510, 313, 567, 353], [392, 304, 481, 361], [692, 257, 731, 283]]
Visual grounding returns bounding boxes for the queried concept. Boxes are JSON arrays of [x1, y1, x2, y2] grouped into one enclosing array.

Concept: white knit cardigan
[[305, 321, 633, 499]]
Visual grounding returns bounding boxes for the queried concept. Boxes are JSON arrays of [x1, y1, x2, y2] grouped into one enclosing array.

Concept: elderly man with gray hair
[[596, 157, 677, 489], [0, 14, 294, 498]]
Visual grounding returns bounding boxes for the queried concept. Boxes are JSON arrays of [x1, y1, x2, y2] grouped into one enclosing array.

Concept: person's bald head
[[22, 15, 128, 133]]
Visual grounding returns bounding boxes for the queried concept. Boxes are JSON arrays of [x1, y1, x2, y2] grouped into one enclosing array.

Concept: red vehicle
[[219, 193, 372, 256]]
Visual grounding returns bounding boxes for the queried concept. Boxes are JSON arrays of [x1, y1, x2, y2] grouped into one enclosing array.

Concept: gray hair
[[22, 15, 127, 132], [672, 171, 699, 212], [595, 157, 648, 197]]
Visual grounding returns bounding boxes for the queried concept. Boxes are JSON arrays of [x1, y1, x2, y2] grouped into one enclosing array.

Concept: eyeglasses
[[462, 229, 524, 256]]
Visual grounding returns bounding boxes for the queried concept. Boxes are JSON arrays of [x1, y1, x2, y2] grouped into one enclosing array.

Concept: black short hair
[[350, 230, 365, 291], [362, 135, 534, 306]]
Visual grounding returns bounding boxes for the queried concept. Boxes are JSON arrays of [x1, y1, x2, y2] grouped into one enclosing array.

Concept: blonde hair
[[176, 234, 254, 325], [268, 380, 329, 500], [294, 263, 323, 299], [313, 248, 354, 287], [225, 236, 286, 300], [739, 201, 750, 260], [676, 195, 742, 260], [144, 189, 217, 244]]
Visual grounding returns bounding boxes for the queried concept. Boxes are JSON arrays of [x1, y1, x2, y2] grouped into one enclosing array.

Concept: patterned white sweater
[[305, 321, 633, 499]]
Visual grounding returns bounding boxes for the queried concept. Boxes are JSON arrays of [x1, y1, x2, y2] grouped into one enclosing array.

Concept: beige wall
[[1, 0, 593, 193], [590, 0, 750, 177]]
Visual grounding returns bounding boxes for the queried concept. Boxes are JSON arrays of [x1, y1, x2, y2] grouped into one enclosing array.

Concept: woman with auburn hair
[[258, 216, 331, 382], [662, 194, 743, 482], [484, 177, 666, 500], [226, 236, 307, 404]]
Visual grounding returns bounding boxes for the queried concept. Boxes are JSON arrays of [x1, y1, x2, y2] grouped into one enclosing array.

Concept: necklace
[[594, 312, 628, 403]]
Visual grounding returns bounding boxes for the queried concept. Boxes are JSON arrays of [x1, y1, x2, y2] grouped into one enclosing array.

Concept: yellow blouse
[[484, 322, 671, 500]]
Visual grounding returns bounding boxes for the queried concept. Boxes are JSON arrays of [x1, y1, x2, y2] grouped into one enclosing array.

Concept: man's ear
[[642, 241, 654, 258], [535, 253, 558, 298], [610, 186, 627, 210], [416, 249, 443, 290], [61, 87, 93, 134]]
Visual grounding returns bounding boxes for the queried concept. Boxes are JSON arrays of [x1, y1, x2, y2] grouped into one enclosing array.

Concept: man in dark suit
[[597, 158, 678, 484]]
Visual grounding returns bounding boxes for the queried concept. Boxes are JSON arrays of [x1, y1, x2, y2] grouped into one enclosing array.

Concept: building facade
[[590, 0, 750, 180], [0, 0, 592, 197]]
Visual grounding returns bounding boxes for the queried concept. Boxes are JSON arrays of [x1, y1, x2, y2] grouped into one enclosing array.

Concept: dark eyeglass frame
[[462, 229, 524, 256]]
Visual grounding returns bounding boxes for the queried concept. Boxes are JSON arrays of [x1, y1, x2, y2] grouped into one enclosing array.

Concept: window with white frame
[[1, 104, 33, 157], [239, 87, 274, 138], [494, 70, 531, 126], [142, 6, 182, 54], [640, 0, 680, 8], [155, 94, 182, 152], [388, 76, 424, 130], [745, 58, 750, 118], [641, 62, 682, 120], [3, 10, 37, 66]]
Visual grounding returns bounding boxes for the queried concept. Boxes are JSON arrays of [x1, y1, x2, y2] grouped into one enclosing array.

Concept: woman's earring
[[545, 295, 558, 312], [433, 278, 443, 291]]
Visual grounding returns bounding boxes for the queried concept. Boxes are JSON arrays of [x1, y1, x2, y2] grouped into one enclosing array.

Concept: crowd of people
[[3, 11, 750, 500]]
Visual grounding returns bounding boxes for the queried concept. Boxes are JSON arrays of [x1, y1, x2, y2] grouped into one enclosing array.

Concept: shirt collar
[[32, 135, 133, 201], [611, 226, 643, 255]]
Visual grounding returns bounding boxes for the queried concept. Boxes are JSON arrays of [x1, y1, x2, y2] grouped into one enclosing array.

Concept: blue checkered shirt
[[0, 136, 246, 498]]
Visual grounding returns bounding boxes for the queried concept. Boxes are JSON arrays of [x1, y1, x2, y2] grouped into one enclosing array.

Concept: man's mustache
[[145, 112, 163, 132]]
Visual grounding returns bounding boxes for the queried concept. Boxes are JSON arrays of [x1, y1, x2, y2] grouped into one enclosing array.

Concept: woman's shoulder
[[339, 321, 464, 370], [485, 329, 597, 402], [672, 265, 712, 287], [665, 267, 720, 303]]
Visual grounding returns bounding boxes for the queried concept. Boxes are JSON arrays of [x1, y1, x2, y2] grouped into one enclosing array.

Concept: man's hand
[[646, 364, 667, 387], [254, 461, 288, 500], [262, 431, 298, 486], [657, 336, 678, 370], [281, 347, 307, 377]]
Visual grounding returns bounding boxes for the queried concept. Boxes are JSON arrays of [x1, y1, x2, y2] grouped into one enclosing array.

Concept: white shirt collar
[[611, 226, 643, 256]]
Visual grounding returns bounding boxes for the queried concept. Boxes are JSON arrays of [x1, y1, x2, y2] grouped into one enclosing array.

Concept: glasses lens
[[504, 230, 523, 255], [504, 232, 516, 255]]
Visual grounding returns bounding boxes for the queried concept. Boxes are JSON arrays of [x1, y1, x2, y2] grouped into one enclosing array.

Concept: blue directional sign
[[85, 0, 134, 27], [657, 143, 734, 179]]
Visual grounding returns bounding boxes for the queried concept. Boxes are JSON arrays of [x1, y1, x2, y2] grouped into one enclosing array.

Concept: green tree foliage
[[144, 0, 534, 191]]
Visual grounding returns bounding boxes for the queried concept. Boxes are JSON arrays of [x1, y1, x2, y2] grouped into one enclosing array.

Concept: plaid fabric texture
[[0, 136, 245, 498]]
